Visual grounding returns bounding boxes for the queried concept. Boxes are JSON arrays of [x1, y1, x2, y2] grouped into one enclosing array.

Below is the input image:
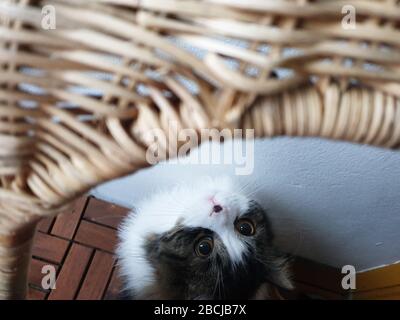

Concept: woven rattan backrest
[[1, 0, 399, 226]]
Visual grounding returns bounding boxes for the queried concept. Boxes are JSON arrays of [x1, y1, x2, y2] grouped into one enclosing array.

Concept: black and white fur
[[117, 176, 293, 299]]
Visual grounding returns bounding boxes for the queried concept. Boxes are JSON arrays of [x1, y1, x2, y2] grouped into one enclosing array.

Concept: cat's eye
[[195, 237, 214, 257], [235, 219, 255, 236]]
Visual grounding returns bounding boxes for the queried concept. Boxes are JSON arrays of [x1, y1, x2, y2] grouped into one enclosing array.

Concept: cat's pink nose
[[213, 205, 223, 213], [208, 196, 224, 216]]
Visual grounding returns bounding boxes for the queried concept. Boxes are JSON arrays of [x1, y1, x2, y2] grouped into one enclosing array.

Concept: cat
[[116, 176, 293, 299]]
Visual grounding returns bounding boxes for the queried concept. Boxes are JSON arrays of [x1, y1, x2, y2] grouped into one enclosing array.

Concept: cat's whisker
[[217, 268, 223, 299], [239, 179, 263, 191], [244, 184, 265, 195], [219, 267, 225, 299], [240, 186, 265, 198], [212, 265, 220, 299]]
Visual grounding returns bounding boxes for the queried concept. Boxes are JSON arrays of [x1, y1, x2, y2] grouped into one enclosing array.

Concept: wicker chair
[[0, 0, 399, 299]]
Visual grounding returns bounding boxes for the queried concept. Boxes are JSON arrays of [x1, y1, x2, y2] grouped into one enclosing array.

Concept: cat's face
[[118, 177, 292, 299]]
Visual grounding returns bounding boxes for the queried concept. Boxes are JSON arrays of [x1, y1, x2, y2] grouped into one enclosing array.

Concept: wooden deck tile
[[28, 287, 47, 300], [32, 232, 69, 264], [37, 217, 54, 234], [75, 220, 118, 253], [51, 197, 88, 239], [48, 244, 93, 300], [77, 251, 115, 300], [28, 259, 58, 288], [103, 268, 123, 300], [29, 196, 128, 300], [84, 197, 129, 229]]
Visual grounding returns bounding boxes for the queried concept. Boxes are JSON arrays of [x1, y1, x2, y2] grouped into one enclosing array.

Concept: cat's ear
[[265, 252, 294, 290]]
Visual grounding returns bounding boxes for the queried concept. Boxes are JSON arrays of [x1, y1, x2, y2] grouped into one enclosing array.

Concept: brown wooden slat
[[28, 258, 58, 289], [84, 197, 129, 229], [75, 220, 117, 253], [354, 285, 400, 300], [103, 268, 123, 300], [77, 251, 115, 300], [28, 287, 47, 300], [294, 281, 344, 300], [32, 233, 69, 264], [51, 196, 88, 239], [356, 263, 400, 292], [48, 244, 93, 300], [293, 257, 345, 295], [37, 217, 54, 234]]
